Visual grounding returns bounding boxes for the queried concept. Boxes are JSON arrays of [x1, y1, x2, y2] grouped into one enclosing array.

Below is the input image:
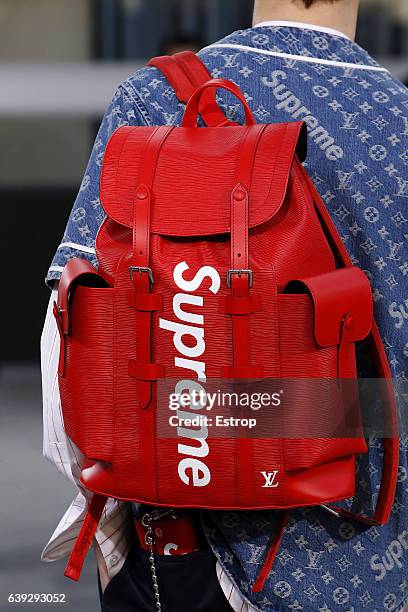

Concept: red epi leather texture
[[56, 98, 388, 510]]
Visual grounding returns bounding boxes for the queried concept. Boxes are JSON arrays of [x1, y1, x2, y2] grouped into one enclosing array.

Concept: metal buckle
[[226, 269, 253, 288], [129, 266, 154, 285]]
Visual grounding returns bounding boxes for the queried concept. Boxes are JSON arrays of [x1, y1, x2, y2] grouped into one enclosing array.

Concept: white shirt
[[253, 20, 350, 40]]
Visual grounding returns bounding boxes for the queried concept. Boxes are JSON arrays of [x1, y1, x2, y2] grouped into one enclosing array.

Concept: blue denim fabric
[[46, 26, 408, 611]]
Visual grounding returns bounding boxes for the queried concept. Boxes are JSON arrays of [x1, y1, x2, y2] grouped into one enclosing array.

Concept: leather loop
[[219, 295, 261, 315], [181, 78, 256, 128], [338, 314, 357, 379], [222, 365, 264, 379], [128, 360, 165, 382], [53, 301, 64, 336], [128, 291, 163, 312]]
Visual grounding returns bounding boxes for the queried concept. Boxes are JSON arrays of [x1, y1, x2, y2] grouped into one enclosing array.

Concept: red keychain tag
[[135, 514, 199, 556]]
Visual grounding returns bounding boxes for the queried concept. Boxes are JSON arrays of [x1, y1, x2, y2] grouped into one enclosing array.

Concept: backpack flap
[[285, 266, 373, 347], [99, 121, 307, 238]]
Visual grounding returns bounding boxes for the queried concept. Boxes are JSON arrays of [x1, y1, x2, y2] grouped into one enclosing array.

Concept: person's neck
[[252, 0, 359, 41]]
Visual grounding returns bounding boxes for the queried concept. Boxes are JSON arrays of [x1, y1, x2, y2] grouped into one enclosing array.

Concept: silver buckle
[[129, 266, 154, 285], [226, 269, 253, 288]]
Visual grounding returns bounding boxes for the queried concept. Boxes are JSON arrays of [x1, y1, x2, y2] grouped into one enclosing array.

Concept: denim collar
[[253, 20, 350, 40]]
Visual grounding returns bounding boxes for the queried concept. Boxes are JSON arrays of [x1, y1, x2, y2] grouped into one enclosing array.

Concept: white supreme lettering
[[159, 261, 220, 487], [370, 530, 408, 581], [261, 70, 343, 161]]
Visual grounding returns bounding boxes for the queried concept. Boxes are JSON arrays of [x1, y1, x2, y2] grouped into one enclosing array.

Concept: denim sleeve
[[45, 81, 151, 288]]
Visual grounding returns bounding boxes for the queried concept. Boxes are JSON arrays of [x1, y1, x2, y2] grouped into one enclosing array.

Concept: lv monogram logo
[[261, 470, 280, 488]]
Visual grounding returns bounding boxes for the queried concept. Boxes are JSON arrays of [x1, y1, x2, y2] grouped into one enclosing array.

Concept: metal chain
[[141, 512, 162, 611], [141, 508, 176, 611]]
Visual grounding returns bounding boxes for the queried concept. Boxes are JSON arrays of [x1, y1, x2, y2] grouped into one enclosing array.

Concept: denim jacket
[[46, 23, 407, 612]]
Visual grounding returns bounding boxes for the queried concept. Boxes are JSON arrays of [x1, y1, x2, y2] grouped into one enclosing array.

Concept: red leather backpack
[[54, 52, 399, 589]]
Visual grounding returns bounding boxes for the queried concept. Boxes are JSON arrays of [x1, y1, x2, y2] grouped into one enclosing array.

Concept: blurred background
[[0, 1, 407, 610]]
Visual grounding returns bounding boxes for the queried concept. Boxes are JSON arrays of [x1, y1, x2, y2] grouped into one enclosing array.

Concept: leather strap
[[224, 125, 266, 507], [129, 126, 174, 411], [64, 493, 108, 581], [128, 125, 173, 503], [173, 51, 214, 89], [173, 52, 239, 127], [225, 124, 266, 381], [338, 315, 356, 379], [148, 51, 234, 127], [148, 54, 193, 103], [296, 158, 399, 526], [252, 510, 291, 593]]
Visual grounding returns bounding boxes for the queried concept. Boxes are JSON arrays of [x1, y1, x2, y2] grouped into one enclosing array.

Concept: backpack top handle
[[181, 78, 257, 128]]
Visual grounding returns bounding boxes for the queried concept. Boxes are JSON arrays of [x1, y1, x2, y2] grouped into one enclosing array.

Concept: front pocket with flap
[[55, 259, 114, 463], [278, 267, 371, 471]]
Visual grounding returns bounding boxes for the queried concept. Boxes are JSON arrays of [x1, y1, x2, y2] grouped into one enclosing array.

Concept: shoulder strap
[[295, 158, 399, 526], [148, 50, 235, 127]]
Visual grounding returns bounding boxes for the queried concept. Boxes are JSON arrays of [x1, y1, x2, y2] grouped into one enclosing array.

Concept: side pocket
[[278, 267, 371, 471], [55, 259, 114, 463]]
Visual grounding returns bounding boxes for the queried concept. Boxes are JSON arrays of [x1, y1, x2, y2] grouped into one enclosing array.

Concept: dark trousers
[[98, 539, 234, 612]]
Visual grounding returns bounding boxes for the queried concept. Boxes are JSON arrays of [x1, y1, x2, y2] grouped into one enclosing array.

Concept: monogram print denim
[[46, 26, 408, 612]]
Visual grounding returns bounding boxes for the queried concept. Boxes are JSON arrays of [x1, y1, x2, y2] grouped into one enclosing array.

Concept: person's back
[[42, 1, 407, 610]]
